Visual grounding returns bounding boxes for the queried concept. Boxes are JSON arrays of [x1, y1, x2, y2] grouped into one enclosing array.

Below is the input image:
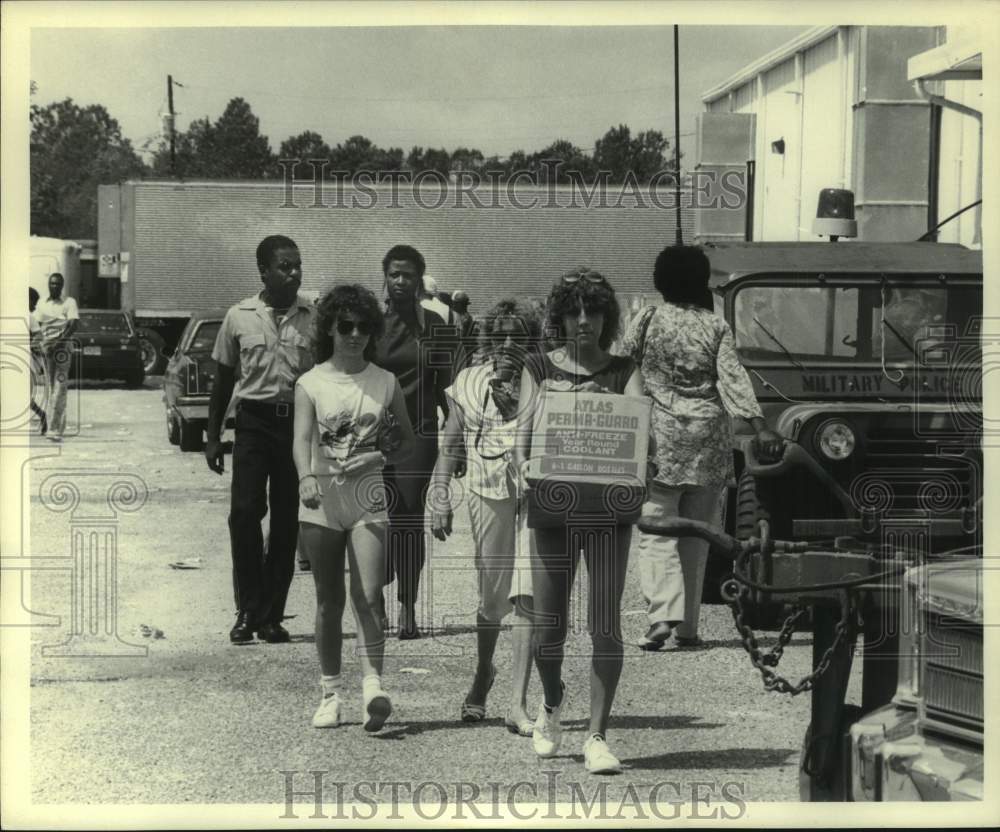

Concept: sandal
[[460, 665, 496, 722], [504, 713, 534, 737], [639, 620, 674, 651]]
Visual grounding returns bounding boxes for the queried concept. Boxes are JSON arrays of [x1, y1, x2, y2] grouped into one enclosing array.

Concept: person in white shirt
[[428, 297, 543, 736], [419, 274, 453, 323], [34, 273, 79, 441]]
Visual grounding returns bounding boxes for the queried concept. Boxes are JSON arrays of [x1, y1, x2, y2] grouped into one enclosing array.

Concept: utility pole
[[673, 25, 683, 246], [167, 75, 176, 176]]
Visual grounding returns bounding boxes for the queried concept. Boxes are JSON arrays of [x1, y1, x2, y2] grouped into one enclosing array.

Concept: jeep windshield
[[733, 280, 982, 365]]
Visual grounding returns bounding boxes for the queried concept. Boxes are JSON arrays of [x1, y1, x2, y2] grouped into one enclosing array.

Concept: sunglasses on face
[[561, 270, 606, 285], [335, 319, 372, 336], [491, 330, 531, 344]]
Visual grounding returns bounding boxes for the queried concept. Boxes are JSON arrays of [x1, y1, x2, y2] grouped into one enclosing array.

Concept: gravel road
[[23, 381, 861, 816]]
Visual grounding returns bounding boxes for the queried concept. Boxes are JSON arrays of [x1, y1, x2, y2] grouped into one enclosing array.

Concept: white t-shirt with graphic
[[296, 362, 397, 478]]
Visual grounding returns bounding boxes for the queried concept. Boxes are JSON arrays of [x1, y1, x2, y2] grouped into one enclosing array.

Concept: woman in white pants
[[620, 246, 782, 649]]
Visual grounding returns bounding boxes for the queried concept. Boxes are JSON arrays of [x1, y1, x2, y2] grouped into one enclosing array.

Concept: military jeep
[[697, 240, 984, 800], [704, 240, 982, 556]]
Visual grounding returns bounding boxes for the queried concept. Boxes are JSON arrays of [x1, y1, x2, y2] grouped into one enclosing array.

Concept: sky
[[29, 24, 808, 165]]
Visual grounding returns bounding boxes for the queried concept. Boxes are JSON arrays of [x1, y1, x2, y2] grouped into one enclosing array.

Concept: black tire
[[137, 328, 167, 376], [179, 418, 203, 452], [729, 470, 786, 630], [123, 369, 145, 388], [735, 469, 769, 539], [799, 704, 863, 801], [167, 412, 180, 446]]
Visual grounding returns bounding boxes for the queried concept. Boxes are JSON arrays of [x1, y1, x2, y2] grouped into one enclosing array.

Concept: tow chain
[[726, 578, 854, 696]]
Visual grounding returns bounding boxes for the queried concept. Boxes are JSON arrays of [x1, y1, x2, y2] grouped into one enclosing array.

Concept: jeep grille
[[863, 416, 981, 516]]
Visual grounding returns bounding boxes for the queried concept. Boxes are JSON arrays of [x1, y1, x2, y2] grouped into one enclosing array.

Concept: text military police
[[206, 235, 317, 644]]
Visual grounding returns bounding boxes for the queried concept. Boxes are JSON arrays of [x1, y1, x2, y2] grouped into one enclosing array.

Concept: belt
[[238, 399, 294, 418]]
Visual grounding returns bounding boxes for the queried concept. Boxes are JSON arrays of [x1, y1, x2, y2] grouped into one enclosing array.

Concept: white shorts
[[299, 473, 388, 532], [468, 492, 534, 623]]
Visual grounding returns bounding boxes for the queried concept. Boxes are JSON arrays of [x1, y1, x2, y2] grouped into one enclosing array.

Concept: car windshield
[[733, 280, 981, 364], [78, 312, 132, 334], [188, 321, 221, 354]]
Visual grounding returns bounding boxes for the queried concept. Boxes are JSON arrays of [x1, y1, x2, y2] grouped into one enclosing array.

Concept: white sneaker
[[583, 734, 622, 774], [532, 701, 563, 757], [312, 692, 342, 728], [363, 684, 393, 733]]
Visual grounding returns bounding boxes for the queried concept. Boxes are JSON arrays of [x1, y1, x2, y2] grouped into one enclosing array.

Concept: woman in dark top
[[513, 268, 645, 775], [374, 244, 458, 638]]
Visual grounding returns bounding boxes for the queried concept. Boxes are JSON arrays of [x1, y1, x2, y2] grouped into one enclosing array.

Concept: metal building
[[695, 26, 982, 246]]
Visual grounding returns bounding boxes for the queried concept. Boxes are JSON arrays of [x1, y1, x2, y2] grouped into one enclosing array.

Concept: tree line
[[31, 95, 681, 238]]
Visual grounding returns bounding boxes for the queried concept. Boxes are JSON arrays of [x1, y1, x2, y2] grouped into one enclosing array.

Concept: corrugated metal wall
[[799, 34, 848, 235], [127, 182, 697, 315], [936, 80, 982, 246], [757, 56, 802, 240]]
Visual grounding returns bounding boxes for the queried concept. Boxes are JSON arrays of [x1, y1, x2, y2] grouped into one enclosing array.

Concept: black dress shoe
[[257, 621, 291, 643], [229, 611, 255, 644]]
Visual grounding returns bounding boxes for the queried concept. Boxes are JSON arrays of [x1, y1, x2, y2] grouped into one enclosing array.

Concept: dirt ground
[[20, 379, 862, 816]]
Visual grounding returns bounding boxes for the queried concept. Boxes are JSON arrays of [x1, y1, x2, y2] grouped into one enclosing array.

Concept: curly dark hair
[[314, 283, 384, 363], [653, 245, 713, 306], [381, 245, 426, 278], [477, 297, 543, 353], [545, 268, 621, 351]]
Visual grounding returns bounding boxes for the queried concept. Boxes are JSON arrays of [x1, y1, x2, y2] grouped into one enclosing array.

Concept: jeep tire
[[729, 470, 787, 630]]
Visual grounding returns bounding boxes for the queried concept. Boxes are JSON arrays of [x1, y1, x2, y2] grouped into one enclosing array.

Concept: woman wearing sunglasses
[[293, 284, 416, 731], [428, 298, 544, 736], [513, 268, 645, 774]]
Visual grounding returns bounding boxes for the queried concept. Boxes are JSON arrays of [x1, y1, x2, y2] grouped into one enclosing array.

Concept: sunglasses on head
[[561, 270, 607, 285], [335, 318, 372, 336]]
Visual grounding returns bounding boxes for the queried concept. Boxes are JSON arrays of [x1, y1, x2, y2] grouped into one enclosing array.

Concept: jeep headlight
[[816, 420, 856, 460]]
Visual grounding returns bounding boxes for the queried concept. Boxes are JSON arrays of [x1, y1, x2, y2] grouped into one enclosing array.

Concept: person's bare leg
[[300, 522, 348, 675], [507, 596, 534, 727], [346, 522, 387, 679], [585, 525, 631, 737], [531, 527, 578, 710]]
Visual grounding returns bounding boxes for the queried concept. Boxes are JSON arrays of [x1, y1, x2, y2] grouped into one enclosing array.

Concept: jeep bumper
[[849, 706, 983, 801]]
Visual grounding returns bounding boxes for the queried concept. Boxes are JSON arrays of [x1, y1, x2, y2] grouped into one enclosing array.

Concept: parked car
[[163, 310, 230, 451], [71, 309, 145, 387]]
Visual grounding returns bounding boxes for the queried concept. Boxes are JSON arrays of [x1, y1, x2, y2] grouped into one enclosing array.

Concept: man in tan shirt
[[207, 235, 317, 644]]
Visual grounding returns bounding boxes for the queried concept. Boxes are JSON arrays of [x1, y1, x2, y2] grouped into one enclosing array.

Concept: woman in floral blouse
[[621, 246, 782, 650]]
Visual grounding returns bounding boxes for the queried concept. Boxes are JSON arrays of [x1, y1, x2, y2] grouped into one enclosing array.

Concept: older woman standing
[[429, 298, 543, 735], [374, 245, 460, 639], [621, 246, 782, 650]]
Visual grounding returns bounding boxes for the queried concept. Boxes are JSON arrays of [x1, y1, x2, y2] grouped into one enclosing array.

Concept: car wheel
[[136, 328, 167, 376], [178, 418, 203, 452], [123, 369, 145, 388], [167, 412, 180, 446]]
